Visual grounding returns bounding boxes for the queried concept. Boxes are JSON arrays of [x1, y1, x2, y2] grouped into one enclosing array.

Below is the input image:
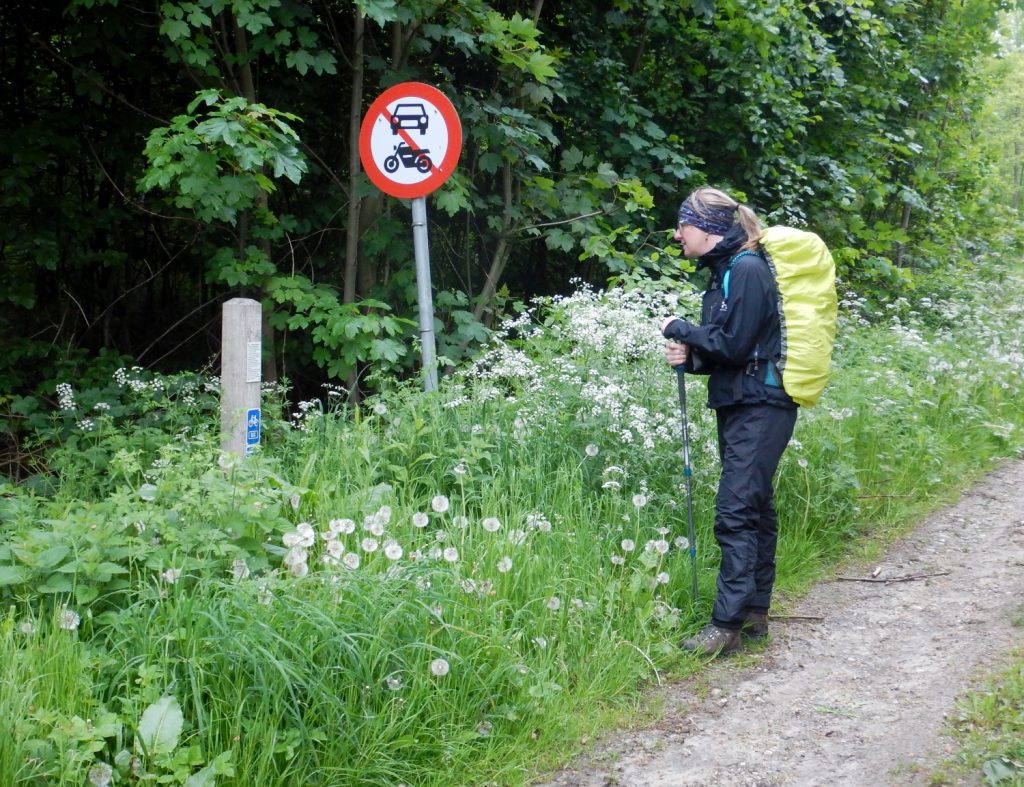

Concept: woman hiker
[[660, 186, 797, 657]]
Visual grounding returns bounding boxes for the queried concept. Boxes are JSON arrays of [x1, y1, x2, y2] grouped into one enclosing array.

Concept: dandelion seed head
[[384, 540, 403, 560], [231, 559, 251, 581], [256, 582, 273, 605], [452, 515, 469, 528], [482, 517, 501, 532], [620, 539, 635, 552], [430, 658, 450, 677], [610, 555, 625, 566], [87, 762, 114, 787], [361, 538, 379, 553], [632, 493, 648, 508], [547, 596, 561, 611], [497, 556, 512, 573], [585, 443, 599, 457], [412, 512, 429, 528], [59, 608, 80, 631], [527, 512, 552, 532], [343, 552, 360, 569], [431, 495, 450, 513], [442, 547, 459, 563], [161, 568, 182, 584], [296, 522, 315, 546]]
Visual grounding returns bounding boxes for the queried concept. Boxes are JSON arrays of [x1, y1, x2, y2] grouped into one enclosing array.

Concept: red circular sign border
[[359, 82, 463, 199]]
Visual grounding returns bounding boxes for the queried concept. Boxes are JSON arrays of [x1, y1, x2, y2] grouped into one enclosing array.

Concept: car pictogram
[[389, 103, 429, 135]]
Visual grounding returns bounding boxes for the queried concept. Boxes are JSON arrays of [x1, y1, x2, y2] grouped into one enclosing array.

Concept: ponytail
[[735, 204, 762, 251]]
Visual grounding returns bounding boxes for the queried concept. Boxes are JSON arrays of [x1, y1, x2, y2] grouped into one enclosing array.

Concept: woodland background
[[2, 0, 1023, 425], [2, 5, 1024, 784]]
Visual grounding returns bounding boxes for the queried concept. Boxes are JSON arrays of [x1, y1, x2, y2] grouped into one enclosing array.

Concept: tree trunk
[[344, 10, 364, 306], [343, 9, 367, 400], [233, 17, 278, 382], [472, 160, 515, 323]]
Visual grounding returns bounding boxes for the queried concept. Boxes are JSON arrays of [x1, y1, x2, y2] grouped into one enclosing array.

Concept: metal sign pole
[[360, 83, 461, 394], [411, 196, 438, 392]]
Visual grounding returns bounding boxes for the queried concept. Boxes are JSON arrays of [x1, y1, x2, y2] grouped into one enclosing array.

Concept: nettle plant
[[0, 368, 302, 614]]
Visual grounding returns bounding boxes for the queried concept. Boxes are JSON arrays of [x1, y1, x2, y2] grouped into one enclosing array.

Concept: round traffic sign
[[359, 82, 463, 199]]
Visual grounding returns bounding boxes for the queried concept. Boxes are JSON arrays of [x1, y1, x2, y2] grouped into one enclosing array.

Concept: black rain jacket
[[662, 225, 796, 411]]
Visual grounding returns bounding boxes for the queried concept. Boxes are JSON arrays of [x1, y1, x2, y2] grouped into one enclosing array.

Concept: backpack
[[723, 226, 838, 408]]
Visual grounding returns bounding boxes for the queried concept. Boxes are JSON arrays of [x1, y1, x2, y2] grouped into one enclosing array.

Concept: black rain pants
[[710, 402, 797, 630]]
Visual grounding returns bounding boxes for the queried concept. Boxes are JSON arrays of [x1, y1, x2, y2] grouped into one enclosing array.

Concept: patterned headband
[[677, 199, 736, 236]]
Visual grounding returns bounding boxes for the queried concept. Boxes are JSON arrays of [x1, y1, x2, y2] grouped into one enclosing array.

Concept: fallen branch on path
[[768, 614, 825, 623], [833, 571, 951, 584]]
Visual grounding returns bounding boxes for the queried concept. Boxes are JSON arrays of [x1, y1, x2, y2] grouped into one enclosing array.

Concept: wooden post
[[221, 298, 262, 457]]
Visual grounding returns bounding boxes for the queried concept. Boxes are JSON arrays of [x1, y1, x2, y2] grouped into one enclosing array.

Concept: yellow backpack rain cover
[[759, 226, 838, 407]]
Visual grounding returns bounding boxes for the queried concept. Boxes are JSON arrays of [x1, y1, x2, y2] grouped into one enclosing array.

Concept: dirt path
[[537, 459, 1024, 787]]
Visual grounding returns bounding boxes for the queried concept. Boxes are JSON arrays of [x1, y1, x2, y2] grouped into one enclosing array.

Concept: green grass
[[930, 642, 1024, 786], [1, 261, 1022, 784]]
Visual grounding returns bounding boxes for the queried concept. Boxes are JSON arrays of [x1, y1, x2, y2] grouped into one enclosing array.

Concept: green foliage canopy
[[0, 0, 1014, 421]]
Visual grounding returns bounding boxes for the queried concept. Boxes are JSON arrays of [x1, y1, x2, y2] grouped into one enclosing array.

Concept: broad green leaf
[[137, 696, 183, 756], [35, 544, 71, 569], [37, 574, 74, 593], [285, 49, 316, 76], [159, 18, 190, 41], [355, 0, 399, 27], [0, 566, 31, 587]]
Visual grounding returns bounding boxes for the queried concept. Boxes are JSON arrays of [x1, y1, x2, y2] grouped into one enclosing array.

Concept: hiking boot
[[680, 623, 742, 657], [742, 610, 769, 640]]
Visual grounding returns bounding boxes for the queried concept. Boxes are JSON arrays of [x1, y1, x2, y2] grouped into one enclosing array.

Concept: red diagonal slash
[[384, 109, 437, 174]]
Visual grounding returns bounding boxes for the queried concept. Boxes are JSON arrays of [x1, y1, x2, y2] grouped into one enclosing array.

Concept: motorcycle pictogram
[[383, 143, 433, 174]]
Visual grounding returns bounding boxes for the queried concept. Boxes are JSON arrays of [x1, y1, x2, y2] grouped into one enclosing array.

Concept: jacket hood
[[697, 224, 751, 274]]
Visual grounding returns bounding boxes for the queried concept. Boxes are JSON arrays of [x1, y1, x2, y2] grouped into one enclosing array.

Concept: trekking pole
[[675, 366, 699, 601]]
